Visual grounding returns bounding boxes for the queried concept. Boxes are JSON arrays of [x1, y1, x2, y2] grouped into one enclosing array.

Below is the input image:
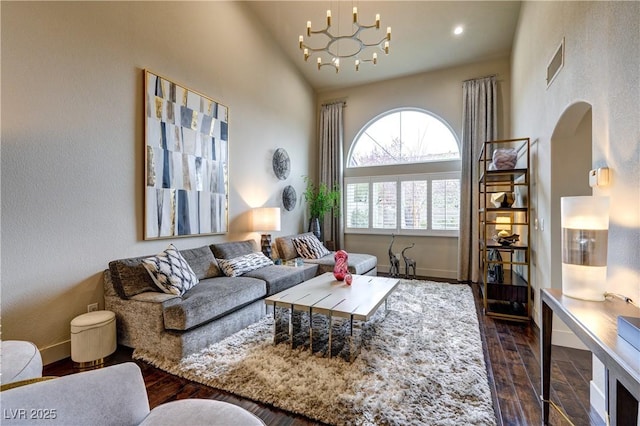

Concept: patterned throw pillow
[[142, 244, 199, 296], [292, 235, 331, 259], [217, 252, 274, 277]]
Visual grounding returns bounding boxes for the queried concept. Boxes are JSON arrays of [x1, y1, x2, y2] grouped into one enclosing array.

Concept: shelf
[[479, 168, 528, 184], [478, 137, 531, 322]]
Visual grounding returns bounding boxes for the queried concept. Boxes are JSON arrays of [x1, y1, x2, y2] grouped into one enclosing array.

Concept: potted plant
[[302, 176, 340, 240]]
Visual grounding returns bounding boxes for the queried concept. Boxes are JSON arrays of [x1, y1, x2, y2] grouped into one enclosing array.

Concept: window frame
[[344, 107, 461, 238]]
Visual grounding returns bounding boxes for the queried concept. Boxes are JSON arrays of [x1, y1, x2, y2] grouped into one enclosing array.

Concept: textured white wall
[[318, 57, 512, 278], [511, 2, 640, 420], [512, 0, 640, 323], [1, 2, 315, 363]]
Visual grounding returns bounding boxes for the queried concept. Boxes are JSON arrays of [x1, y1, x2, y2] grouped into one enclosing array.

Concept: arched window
[[349, 109, 460, 167], [345, 108, 460, 236]]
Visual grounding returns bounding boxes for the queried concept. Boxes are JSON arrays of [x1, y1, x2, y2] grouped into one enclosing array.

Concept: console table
[[541, 288, 640, 426]]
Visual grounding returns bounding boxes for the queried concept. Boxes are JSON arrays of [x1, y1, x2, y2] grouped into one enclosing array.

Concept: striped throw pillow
[[142, 244, 199, 296], [292, 235, 330, 259], [217, 252, 274, 277]]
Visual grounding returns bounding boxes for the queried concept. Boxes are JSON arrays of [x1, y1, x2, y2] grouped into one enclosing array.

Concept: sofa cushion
[[163, 276, 266, 331], [179, 246, 221, 279], [292, 234, 330, 259], [217, 252, 274, 277], [109, 257, 160, 298], [275, 232, 316, 261], [210, 240, 258, 259], [243, 264, 307, 296], [142, 245, 199, 296], [303, 252, 378, 275]]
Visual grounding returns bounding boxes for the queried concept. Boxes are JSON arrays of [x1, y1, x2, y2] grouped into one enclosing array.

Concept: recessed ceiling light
[[454, 25, 464, 36]]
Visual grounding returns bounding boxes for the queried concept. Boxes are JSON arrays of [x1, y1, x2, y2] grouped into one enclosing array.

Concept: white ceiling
[[245, 1, 522, 92]]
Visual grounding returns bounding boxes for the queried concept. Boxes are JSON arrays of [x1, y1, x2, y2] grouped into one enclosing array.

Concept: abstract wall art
[[144, 70, 229, 239]]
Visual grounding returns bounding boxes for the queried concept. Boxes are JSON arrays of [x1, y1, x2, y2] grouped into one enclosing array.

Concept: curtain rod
[[321, 98, 347, 107], [462, 74, 498, 83]]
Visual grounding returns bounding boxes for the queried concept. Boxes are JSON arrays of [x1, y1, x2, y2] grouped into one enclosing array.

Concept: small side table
[[70, 310, 116, 369]]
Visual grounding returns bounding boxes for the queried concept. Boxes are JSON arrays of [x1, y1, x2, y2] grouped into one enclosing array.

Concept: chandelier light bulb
[[299, 35, 303, 49], [326, 10, 331, 26], [307, 21, 311, 36], [376, 14, 380, 28], [355, 59, 360, 71], [353, 7, 358, 23], [373, 52, 378, 64]]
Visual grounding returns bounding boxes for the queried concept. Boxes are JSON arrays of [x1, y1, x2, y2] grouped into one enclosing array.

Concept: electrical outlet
[[87, 303, 99, 313]]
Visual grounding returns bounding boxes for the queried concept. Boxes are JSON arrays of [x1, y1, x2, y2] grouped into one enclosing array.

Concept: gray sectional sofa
[[104, 234, 376, 361]]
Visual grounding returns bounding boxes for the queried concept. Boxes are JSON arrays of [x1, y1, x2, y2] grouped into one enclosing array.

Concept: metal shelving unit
[[478, 138, 531, 322]]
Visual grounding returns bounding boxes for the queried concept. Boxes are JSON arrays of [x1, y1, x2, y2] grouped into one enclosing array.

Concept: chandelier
[[298, 7, 391, 73]]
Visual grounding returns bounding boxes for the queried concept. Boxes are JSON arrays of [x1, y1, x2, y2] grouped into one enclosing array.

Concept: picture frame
[[144, 70, 229, 239]]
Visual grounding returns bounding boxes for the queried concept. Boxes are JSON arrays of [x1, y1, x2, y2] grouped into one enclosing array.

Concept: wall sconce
[[251, 207, 281, 259], [495, 216, 512, 238], [561, 196, 609, 301]]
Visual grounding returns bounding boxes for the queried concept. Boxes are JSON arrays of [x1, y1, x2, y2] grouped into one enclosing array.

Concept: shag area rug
[[134, 280, 496, 426]]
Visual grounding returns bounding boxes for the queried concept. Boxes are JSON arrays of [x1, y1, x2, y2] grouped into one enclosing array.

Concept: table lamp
[[495, 216, 512, 238], [561, 196, 609, 301], [251, 207, 281, 259]]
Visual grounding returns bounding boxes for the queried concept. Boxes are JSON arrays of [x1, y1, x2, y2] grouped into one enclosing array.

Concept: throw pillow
[[142, 244, 199, 296], [217, 252, 274, 277], [179, 246, 222, 279], [292, 235, 331, 259]]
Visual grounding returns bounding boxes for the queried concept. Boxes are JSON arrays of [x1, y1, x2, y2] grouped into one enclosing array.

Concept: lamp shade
[[561, 196, 609, 301], [251, 207, 281, 232]]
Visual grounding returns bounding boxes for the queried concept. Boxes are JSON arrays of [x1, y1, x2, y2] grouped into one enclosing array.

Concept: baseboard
[[381, 265, 456, 280], [40, 340, 71, 365], [551, 328, 588, 350], [589, 380, 606, 424]]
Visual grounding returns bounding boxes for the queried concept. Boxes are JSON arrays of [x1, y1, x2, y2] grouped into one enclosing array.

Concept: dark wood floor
[[44, 282, 605, 426]]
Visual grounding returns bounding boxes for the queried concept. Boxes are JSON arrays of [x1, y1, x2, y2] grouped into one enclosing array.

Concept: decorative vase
[[309, 217, 322, 240], [345, 273, 353, 285], [333, 250, 349, 281]]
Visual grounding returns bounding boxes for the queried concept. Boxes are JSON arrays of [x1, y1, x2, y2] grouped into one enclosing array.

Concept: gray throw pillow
[[108, 257, 160, 299], [179, 246, 221, 279]]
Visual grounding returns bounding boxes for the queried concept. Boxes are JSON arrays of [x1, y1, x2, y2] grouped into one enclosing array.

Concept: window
[[349, 109, 459, 167], [345, 173, 459, 236], [345, 108, 460, 236]]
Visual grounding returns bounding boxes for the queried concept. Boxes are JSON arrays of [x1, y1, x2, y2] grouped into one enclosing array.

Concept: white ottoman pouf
[[70, 310, 116, 368], [1, 340, 43, 385]]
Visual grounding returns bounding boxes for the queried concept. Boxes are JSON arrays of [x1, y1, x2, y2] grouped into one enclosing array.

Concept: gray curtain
[[458, 76, 497, 282], [319, 101, 344, 250]]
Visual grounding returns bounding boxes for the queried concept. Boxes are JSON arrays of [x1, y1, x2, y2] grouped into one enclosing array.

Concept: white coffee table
[[264, 272, 399, 360]]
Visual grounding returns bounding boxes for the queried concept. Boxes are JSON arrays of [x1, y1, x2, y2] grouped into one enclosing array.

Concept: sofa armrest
[[0, 363, 150, 425]]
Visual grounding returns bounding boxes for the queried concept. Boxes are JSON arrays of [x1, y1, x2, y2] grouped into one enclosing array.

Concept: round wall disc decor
[[282, 185, 297, 211], [272, 148, 291, 180]]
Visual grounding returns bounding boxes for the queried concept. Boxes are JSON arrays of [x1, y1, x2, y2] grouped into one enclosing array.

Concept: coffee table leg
[[328, 313, 333, 358], [308, 307, 313, 353]]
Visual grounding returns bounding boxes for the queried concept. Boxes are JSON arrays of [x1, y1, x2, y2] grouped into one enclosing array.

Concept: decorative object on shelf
[[298, 5, 391, 72], [333, 250, 349, 281], [282, 185, 297, 211], [388, 234, 400, 278], [272, 148, 290, 180], [302, 176, 340, 241], [344, 273, 353, 286], [561, 196, 610, 301], [487, 249, 504, 284], [495, 234, 520, 246], [490, 192, 515, 208], [495, 216, 512, 238], [401, 243, 416, 279], [144, 70, 229, 239], [489, 148, 517, 170], [251, 207, 281, 259]]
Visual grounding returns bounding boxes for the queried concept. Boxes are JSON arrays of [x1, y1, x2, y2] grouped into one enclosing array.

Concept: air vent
[[546, 38, 564, 88]]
